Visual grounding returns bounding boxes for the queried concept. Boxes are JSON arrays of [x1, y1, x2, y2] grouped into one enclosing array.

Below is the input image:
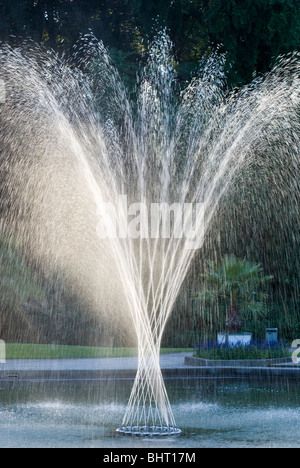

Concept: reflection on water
[[0, 378, 299, 448]]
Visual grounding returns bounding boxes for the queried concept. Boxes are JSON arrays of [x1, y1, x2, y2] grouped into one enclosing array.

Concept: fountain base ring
[[116, 426, 182, 437]]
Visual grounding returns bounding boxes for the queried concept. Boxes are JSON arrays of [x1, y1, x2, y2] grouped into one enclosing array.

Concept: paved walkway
[[1, 353, 299, 381], [0, 352, 194, 372]]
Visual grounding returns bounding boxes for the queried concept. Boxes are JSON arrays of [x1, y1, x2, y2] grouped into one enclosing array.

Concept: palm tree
[[194, 256, 273, 334]]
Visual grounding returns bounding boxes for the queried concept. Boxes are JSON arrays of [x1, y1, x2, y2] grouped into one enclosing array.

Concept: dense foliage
[[0, 0, 299, 86], [0, 235, 44, 341], [194, 339, 290, 360]]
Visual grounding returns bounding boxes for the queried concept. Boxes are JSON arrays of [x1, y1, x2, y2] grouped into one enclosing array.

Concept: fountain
[[0, 33, 299, 437]]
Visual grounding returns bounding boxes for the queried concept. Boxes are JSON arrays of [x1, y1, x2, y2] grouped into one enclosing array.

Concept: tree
[[194, 256, 273, 334], [205, 0, 300, 85], [0, 0, 299, 88], [0, 235, 45, 340]]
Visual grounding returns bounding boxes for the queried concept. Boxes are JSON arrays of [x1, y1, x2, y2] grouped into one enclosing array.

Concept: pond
[[0, 377, 299, 448]]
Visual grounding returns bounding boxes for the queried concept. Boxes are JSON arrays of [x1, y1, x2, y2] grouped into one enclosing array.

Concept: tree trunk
[[226, 301, 242, 334]]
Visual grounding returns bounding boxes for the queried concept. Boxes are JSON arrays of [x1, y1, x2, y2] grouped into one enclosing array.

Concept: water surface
[[0, 378, 299, 448]]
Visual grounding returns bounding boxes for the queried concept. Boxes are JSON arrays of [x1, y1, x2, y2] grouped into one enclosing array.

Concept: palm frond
[[194, 255, 273, 327]]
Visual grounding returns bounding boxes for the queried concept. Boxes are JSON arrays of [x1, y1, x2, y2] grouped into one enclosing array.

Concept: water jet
[[0, 33, 299, 438], [116, 425, 182, 437]]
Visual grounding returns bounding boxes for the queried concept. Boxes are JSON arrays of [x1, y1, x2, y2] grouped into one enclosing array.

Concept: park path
[[0, 352, 194, 372]]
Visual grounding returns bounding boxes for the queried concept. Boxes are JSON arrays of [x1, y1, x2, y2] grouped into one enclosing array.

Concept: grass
[[5, 343, 193, 360]]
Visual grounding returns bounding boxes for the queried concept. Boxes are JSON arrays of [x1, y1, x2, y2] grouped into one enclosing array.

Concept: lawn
[[5, 343, 192, 359]]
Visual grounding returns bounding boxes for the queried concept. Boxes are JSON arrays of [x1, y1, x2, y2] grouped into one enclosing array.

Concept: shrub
[[194, 339, 290, 360]]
